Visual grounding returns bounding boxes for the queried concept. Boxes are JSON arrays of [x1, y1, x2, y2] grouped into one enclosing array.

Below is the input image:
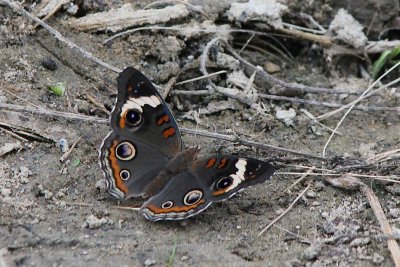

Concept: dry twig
[[258, 184, 311, 236], [1, 103, 326, 161], [60, 137, 81, 162]]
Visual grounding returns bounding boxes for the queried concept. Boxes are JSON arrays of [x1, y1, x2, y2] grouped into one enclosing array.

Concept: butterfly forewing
[[99, 131, 168, 199], [111, 67, 182, 156]]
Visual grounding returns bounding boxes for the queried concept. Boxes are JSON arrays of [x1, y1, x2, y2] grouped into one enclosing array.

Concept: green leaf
[[48, 82, 66, 96], [372, 50, 391, 80], [72, 158, 80, 167]]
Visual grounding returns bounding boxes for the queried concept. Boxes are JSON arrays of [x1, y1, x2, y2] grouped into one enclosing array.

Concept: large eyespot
[[120, 170, 130, 181], [115, 142, 136, 161], [125, 109, 142, 126], [183, 190, 203, 206], [215, 176, 233, 190], [161, 201, 174, 209]]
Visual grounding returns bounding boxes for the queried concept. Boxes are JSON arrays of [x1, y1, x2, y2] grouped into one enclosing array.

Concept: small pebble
[[41, 58, 57, 71], [181, 255, 189, 261], [320, 211, 329, 219], [58, 138, 69, 153], [372, 253, 384, 264], [263, 61, 281, 73], [306, 190, 316, 198], [84, 215, 108, 229], [312, 201, 320, 206], [144, 259, 156, 266], [350, 237, 370, 247]]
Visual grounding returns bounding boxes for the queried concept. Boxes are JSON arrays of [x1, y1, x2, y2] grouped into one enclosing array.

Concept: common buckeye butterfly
[[99, 67, 276, 221]]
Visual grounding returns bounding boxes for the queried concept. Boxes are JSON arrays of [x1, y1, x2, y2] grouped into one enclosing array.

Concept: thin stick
[[86, 93, 110, 115], [223, 42, 361, 95], [175, 70, 227, 85], [1, 103, 326, 160], [0, 127, 29, 143], [318, 74, 400, 120], [113, 206, 141, 211], [361, 185, 400, 266], [280, 171, 400, 183], [181, 127, 326, 160], [238, 32, 255, 54], [300, 109, 342, 135], [1, 0, 121, 73], [162, 76, 178, 99], [258, 184, 311, 236], [321, 61, 400, 157], [285, 167, 316, 192], [60, 137, 81, 162], [259, 93, 399, 112], [367, 149, 400, 164]]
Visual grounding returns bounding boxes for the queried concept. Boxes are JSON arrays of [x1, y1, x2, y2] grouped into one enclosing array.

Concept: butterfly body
[[99, 67, 276, 221]]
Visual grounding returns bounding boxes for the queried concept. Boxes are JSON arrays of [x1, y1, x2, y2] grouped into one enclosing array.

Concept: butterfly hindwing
[[99, 131, 168, 199], [140, 171, 212, 221], [110, 67, 182, 156], [191, 156, 276, 201]]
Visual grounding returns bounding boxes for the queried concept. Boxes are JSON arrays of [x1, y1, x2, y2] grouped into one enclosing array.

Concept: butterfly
[[99, 67, 276, 221]]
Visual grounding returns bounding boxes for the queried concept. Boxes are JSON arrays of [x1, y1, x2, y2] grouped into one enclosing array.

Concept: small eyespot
[[161, 201, 174, 209], [115, 142, 136, 161], [120, 170, 130, 181], [215, 176, 233, 190], [125, 109, 142, 126], [183, 190, 203, 206]]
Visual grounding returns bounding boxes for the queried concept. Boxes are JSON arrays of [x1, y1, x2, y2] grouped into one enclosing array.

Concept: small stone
[[144, 259, 156, 266], [386, 184, 400, 195], [276, 208, 285, 215], [275, 108, 296, 126], [41, 58, 57, 71], [84, 215, 108, 229], [312, 201, 320, 206], [350, 237, 370, 247], [43, 190, 53, 200], [95, 179, 107, 190], [302, 243, 321, 260], [320, 212, 329, 219], [323, 220, 336, 234], [0, 188, 11, 197], [66, 4, 79, 15], [306, 190, 316, 198], [314, 181, 325, 191], [180, 255, 189, 261], [389, 208, 400, 218], [264, 61, 281, 73], [58, 138, 69, 153], [236, 225, 242, 230], [19, 166, 32, 178], [372, 253, 384, 264]]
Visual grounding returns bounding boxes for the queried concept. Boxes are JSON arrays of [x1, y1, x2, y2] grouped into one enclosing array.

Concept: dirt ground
[[1, 0, 400, 266]]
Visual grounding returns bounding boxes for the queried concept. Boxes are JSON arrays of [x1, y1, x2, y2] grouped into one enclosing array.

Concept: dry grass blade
[[258, 184, 311, 236], [1, 0, 121, 73], [1, 103, 325, 160], [321, 62, 400, 157], [326, 175, 400, 266], [361, 186, 400, 267]]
